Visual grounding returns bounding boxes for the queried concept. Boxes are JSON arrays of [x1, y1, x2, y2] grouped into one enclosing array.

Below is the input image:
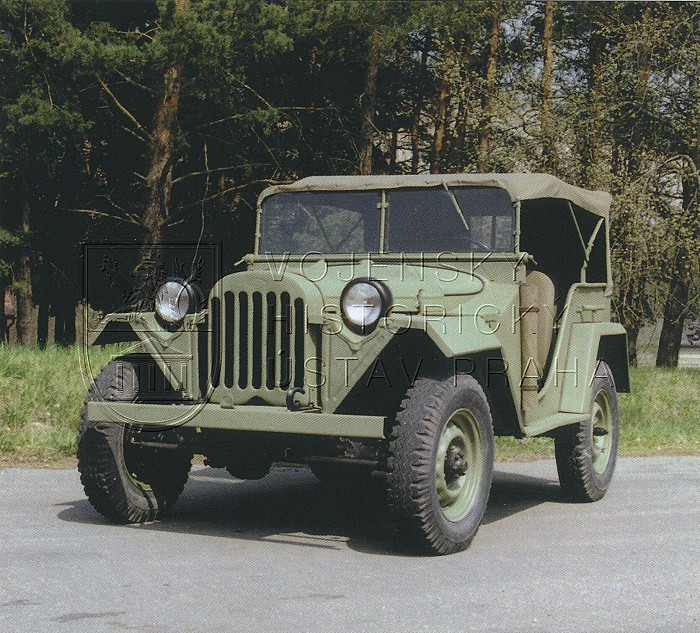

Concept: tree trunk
[[656, 66, 699, 367], [308, 47, 318, 110], [452, 39, 474, 171], [141, 0, 189, 257], [431, 71, 450, 174], [15, 200, 35, 345], [134, 0, 189, 309], [37, 300, 49, 349], [55, 299, 76, 346], [635, 6, 652, 106], [454, 95, 467, 171], [55, 308, 65, 347], [389, 126, 398, 173], [616, 269, 641, 366], [656, 172, 697, 367], [626, 325, 639, 367], [143, 66, 182, 248], [611, 6, 654, 367], [411, 32, 431, 174], [359, 37, 379, 175], [0, 281, 6, 343], [299, 47, 318, 176], [540, 0, 556, 170], [656, 256, 690, 368], [478, 9, 501, 171], [64, 299, 76, 346], [629, 4, 651, 176], [581, 29, 605, 186]]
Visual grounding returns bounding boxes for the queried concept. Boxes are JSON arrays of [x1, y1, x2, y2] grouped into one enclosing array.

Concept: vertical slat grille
[[210, 297, 221, 388], [265, 292, 276, 390], [212, 289, 307, 395], [281, 292, 292, 388], [252, 292, 263, 388], [224, 292, 235, 388], [238, 292, 249, 388], [198, 316, 209, 397], [293, 298, 305, 388]]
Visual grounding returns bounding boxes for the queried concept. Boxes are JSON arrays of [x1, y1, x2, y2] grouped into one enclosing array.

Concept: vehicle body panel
[[85, 174, 627, 442]]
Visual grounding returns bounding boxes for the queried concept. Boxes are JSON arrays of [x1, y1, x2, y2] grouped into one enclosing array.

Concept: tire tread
[[77, 358, 191, 523], [387, 374, 494, 555]]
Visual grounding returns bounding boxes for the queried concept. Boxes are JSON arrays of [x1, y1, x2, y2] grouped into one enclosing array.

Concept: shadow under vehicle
[[79, 173, 629, 555]]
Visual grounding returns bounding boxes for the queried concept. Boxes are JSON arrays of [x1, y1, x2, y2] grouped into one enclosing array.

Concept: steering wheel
[[450, 234, 491, 252]]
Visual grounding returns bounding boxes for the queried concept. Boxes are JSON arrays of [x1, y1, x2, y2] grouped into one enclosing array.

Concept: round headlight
[[341, 279, 390, 333], [155, 279, 195, 324]]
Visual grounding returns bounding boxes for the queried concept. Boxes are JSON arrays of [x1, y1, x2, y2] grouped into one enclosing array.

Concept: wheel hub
[[445, 445, 468, 478], [435, 409, 483, 522]]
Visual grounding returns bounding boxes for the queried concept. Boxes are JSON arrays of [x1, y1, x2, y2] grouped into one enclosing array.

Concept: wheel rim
[[435, 408, 483, 522], [591, 390, 613, 474]]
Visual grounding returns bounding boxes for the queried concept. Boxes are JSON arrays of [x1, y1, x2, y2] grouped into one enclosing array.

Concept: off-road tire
[[77, 358, 192, 523], [387, 374, 494, 555], [555, 361, 619, 502]]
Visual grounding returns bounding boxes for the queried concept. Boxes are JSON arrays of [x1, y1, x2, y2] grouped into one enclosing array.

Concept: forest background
[[1, 0, 699, 369]]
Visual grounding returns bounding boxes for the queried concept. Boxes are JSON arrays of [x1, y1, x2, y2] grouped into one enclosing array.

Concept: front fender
[[88, 312, 202, 398], [423, 314, 503, 357]]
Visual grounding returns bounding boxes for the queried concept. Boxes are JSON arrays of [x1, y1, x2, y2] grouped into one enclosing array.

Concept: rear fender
[[559, 322, 628, 414]]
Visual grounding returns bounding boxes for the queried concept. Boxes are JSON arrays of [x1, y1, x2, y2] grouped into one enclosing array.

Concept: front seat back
[[524, 270, 556, 378]]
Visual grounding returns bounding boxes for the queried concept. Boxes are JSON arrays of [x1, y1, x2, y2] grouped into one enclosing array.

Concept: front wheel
[[387, 374, 494, 555], [77, 358, 192, 523], [555, 361, 620, 502]]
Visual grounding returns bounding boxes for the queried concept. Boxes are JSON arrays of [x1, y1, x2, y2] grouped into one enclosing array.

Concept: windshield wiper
[[442, 182, 469, 231]]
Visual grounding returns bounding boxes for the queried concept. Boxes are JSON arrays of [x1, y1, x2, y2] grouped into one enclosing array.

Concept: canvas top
[[258, 173, 612, 219]]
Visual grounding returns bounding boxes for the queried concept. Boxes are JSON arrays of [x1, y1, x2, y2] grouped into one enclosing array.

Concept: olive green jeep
[[79, 173, 628, 555]]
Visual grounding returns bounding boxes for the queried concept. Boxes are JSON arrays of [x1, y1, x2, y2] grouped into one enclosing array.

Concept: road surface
[[1, 456, 698, 632]]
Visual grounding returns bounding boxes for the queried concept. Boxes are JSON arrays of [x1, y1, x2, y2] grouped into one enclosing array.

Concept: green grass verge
[[0, 345, 117, 463], [1, 346, 698, 464]]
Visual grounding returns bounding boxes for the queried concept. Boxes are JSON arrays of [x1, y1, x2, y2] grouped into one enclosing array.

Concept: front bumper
[[85, 402, 385, 439]]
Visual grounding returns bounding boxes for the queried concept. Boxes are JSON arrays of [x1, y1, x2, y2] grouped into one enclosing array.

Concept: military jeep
[[79, 173, 628, 555]]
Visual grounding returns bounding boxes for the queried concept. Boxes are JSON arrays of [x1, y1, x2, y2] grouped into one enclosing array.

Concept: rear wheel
[[77, 358, 192, 523], [387, 374, 494, 555], [555, 361, 619, 502]]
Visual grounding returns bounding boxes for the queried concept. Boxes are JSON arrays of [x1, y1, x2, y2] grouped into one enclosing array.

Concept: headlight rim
[[340, 277, 391, 334]]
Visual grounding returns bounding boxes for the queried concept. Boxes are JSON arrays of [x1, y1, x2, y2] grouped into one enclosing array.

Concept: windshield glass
[[259, 191, 381, 254], [386, 186, 514, 253], [259, 186, 515, 254]]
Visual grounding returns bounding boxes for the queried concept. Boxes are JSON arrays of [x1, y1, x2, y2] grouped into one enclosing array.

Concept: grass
[[0, 344, 118, 465], [616, 367, 700, 453], [0, 345, 698, 465]]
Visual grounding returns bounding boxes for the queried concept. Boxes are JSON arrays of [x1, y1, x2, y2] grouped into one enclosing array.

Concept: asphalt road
[[1, 456, 698, 633]]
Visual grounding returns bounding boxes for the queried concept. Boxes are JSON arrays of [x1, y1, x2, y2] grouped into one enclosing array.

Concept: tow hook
[[286, 387, 306, 411]]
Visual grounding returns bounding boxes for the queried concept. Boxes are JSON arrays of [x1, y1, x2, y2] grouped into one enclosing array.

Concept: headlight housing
[[154, 277, 201, 326], [340, 278, 390, 334]]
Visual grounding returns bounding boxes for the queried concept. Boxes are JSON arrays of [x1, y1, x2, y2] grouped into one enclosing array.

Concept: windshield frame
[[256, 185, 518, 257]]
